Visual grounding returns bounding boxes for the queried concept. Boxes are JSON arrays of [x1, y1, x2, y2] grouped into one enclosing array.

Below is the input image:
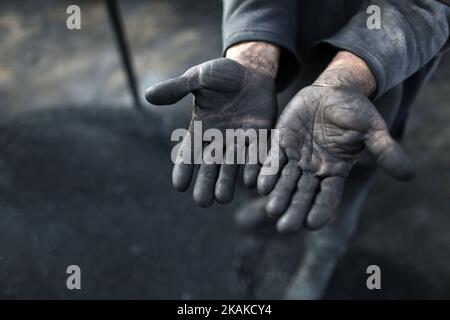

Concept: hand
[[258, 73, 414, 233], [145, 57, 277, 207]]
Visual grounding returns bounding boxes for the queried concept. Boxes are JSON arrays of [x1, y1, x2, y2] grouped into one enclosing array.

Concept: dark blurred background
[[0, 0, 449, 299]]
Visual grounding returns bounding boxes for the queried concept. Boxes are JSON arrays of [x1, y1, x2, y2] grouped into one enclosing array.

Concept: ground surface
[[0, 0, 449, 299]]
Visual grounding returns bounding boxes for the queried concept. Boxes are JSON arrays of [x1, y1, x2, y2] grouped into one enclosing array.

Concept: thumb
[[145, 66, 200, 105], [365, 129, 415, 181]]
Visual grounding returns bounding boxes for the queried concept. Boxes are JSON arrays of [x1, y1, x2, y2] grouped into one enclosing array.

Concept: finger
[[244, 164, 260, 189], [257, 147, 287, 196], [145, 67, 200, 105], [172, 132, 198, 191], [305, 176, 345, 230], [276, 173, 319, 234], [172, 164, 194, 192], [265, 161, 301, 217], [193, 144, 219, 208], [215, 144, 241, 204], [215, 164, 239, 204], [243, 141, 260, 189], [365, 129, 414, 181]]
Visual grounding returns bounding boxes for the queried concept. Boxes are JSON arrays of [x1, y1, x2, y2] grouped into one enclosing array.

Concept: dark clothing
[[222, 0, 450, 135]]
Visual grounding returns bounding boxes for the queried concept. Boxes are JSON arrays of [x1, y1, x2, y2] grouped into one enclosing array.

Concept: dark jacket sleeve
[[318, 0, 450, 98], [222, 0, 301, 90]]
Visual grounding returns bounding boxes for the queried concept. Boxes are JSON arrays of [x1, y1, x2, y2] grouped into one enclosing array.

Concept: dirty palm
[[146, 58, 277, 206], [145, 60, 414, 233], [259, 85, 414, 233]]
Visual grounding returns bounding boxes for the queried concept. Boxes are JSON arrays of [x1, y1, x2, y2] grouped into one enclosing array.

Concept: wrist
[[225, 41, 280, 80], [313, 51, 377, 97]]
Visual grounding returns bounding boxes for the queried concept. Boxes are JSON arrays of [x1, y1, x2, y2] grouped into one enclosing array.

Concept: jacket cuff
[[314, 0, 450, 99]]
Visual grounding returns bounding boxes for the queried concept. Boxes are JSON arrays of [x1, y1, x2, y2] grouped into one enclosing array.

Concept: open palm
[[146, 58, 277, 207], [258, 85, 414, 233]]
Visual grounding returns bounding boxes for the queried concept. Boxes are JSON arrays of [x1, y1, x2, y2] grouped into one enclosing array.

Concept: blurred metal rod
[[105, 0, 143, 110]]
